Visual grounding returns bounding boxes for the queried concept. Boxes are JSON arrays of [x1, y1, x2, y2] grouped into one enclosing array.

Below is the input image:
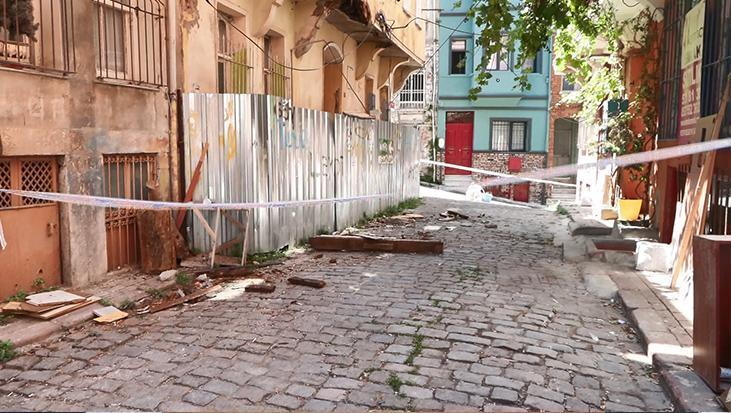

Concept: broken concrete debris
[[424, 225, 442, 232], [310, 235, 443, 254], [245, 283, 276, 293], [159, 269, 177, 282], [150, 285, 222, 313], [288, 277, 326, 289]]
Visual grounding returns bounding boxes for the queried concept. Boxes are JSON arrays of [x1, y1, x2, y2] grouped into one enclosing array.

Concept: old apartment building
[[0, 0, 424, 298]]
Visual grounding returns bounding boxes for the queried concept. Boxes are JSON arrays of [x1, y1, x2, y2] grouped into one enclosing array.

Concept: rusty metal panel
[[0, 156, 61, 298], [0, 205, 62, 298], [102, 154, 157, 271], [181, 93, 419, 254]]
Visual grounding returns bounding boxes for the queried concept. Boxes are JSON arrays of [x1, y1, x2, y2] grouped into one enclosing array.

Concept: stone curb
[[0, 303, 104, 348], [608, 270, 723, 411], [578, 261, 724, 411]]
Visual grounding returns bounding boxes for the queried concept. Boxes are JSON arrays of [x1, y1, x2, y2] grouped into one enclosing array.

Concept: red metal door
[[445, 123, 473, 175]]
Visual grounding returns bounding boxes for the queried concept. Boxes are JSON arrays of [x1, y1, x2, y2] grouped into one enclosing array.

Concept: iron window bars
[[491, 120, 527, 152], [0, 0, 76, 74], [92, 0, 166, 87]]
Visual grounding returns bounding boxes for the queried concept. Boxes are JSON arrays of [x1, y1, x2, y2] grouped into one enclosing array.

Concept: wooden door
[[0, 158, 61, 299], [445, 122, 473, 175]]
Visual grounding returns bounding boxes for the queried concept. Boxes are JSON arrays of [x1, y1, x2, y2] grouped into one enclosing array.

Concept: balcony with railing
[[0, 0, 76, 74], [396, 70, 425, 110]]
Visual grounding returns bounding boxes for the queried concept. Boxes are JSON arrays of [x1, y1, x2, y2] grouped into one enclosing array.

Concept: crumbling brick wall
[[471, 152, 547, 204]]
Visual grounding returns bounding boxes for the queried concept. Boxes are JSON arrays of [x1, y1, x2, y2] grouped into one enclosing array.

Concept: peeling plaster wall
[[0, 0, 172, 287], [178, 0, 425, 115]]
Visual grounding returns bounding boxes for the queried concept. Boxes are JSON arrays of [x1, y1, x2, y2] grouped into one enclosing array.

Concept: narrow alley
[[0, 190, 672, 412]]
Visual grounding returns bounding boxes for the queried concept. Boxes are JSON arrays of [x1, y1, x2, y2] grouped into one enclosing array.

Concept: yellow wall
[[177, 0, 425, 116]]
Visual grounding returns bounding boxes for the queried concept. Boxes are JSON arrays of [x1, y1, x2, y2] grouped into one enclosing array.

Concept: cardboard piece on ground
[[150, 285, 222, 313], [1, 301, 64, 314], [25, 291, 86, 307], [93, 306, 120, 317], [27, 296, 101, 320], [93, 308, 128, 323]]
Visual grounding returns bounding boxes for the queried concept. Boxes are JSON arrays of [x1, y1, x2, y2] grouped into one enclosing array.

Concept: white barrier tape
[[0, 189, 391, 211], [425, 138, 731, 188], [420, 160, 577, 187]]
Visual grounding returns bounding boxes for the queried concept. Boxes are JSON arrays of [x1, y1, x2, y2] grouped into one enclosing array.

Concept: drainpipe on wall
[[543, 47, 552, 204], [167, 0, 178, 202]]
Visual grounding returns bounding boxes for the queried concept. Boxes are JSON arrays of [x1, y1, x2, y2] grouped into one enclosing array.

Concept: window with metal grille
[[0, 157, 58, 209], [659, 0, 697, 140], [103, 154, 157, 200], [264, 34, 290, 99], [398, 71, 424, 108], [701, 0, 731, 138], [491, 120, 527, 152], [0, 0, 76, 73], [92, 0, 166, 87], [450, 38, 467, 75], [216, 11, 253, 94]]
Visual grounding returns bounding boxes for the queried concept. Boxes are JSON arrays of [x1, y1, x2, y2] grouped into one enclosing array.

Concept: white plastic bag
[[465, 183, 484, 202]]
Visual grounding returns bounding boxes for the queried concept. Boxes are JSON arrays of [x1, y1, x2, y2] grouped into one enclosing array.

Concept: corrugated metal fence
[[181, 93, 420, 254]]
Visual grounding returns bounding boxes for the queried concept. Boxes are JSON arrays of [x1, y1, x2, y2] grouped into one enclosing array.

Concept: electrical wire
[[340, 71, 370, 114], [389, 16, 474, 35], [204, 0, 378, 72]]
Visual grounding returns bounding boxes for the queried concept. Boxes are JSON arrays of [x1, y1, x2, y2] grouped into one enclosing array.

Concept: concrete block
[[601, 208, 618, 220], [583, 273, 618, 300], [618, 290, 651, 310], [635, 241, 672, 273], [659, 368, 723, 412], [569, 219, 613, 236]]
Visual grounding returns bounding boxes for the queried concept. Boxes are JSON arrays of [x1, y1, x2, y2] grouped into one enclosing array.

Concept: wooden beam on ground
[[177, 143, 209, 229], [150, 285, 222, 313], [288, 277, 326, 289], [309, 235, 444, 254], [671, 74, 731, 288]]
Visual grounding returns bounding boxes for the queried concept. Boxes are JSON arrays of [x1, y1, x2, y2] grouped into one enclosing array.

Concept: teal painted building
[[437, 0, 551, 202]]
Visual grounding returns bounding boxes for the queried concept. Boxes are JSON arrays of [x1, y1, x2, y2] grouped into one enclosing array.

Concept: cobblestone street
[[0, 192, 672, 412]]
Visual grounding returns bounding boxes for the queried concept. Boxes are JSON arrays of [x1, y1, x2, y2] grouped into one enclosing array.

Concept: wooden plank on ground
[[25, 291, 86, 307], [1, 301, 63, 314], [150, 285, 222, 313], [309, 235, 443, 254], [288, 277, 326, 289], [27, 296, 101, 320]]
